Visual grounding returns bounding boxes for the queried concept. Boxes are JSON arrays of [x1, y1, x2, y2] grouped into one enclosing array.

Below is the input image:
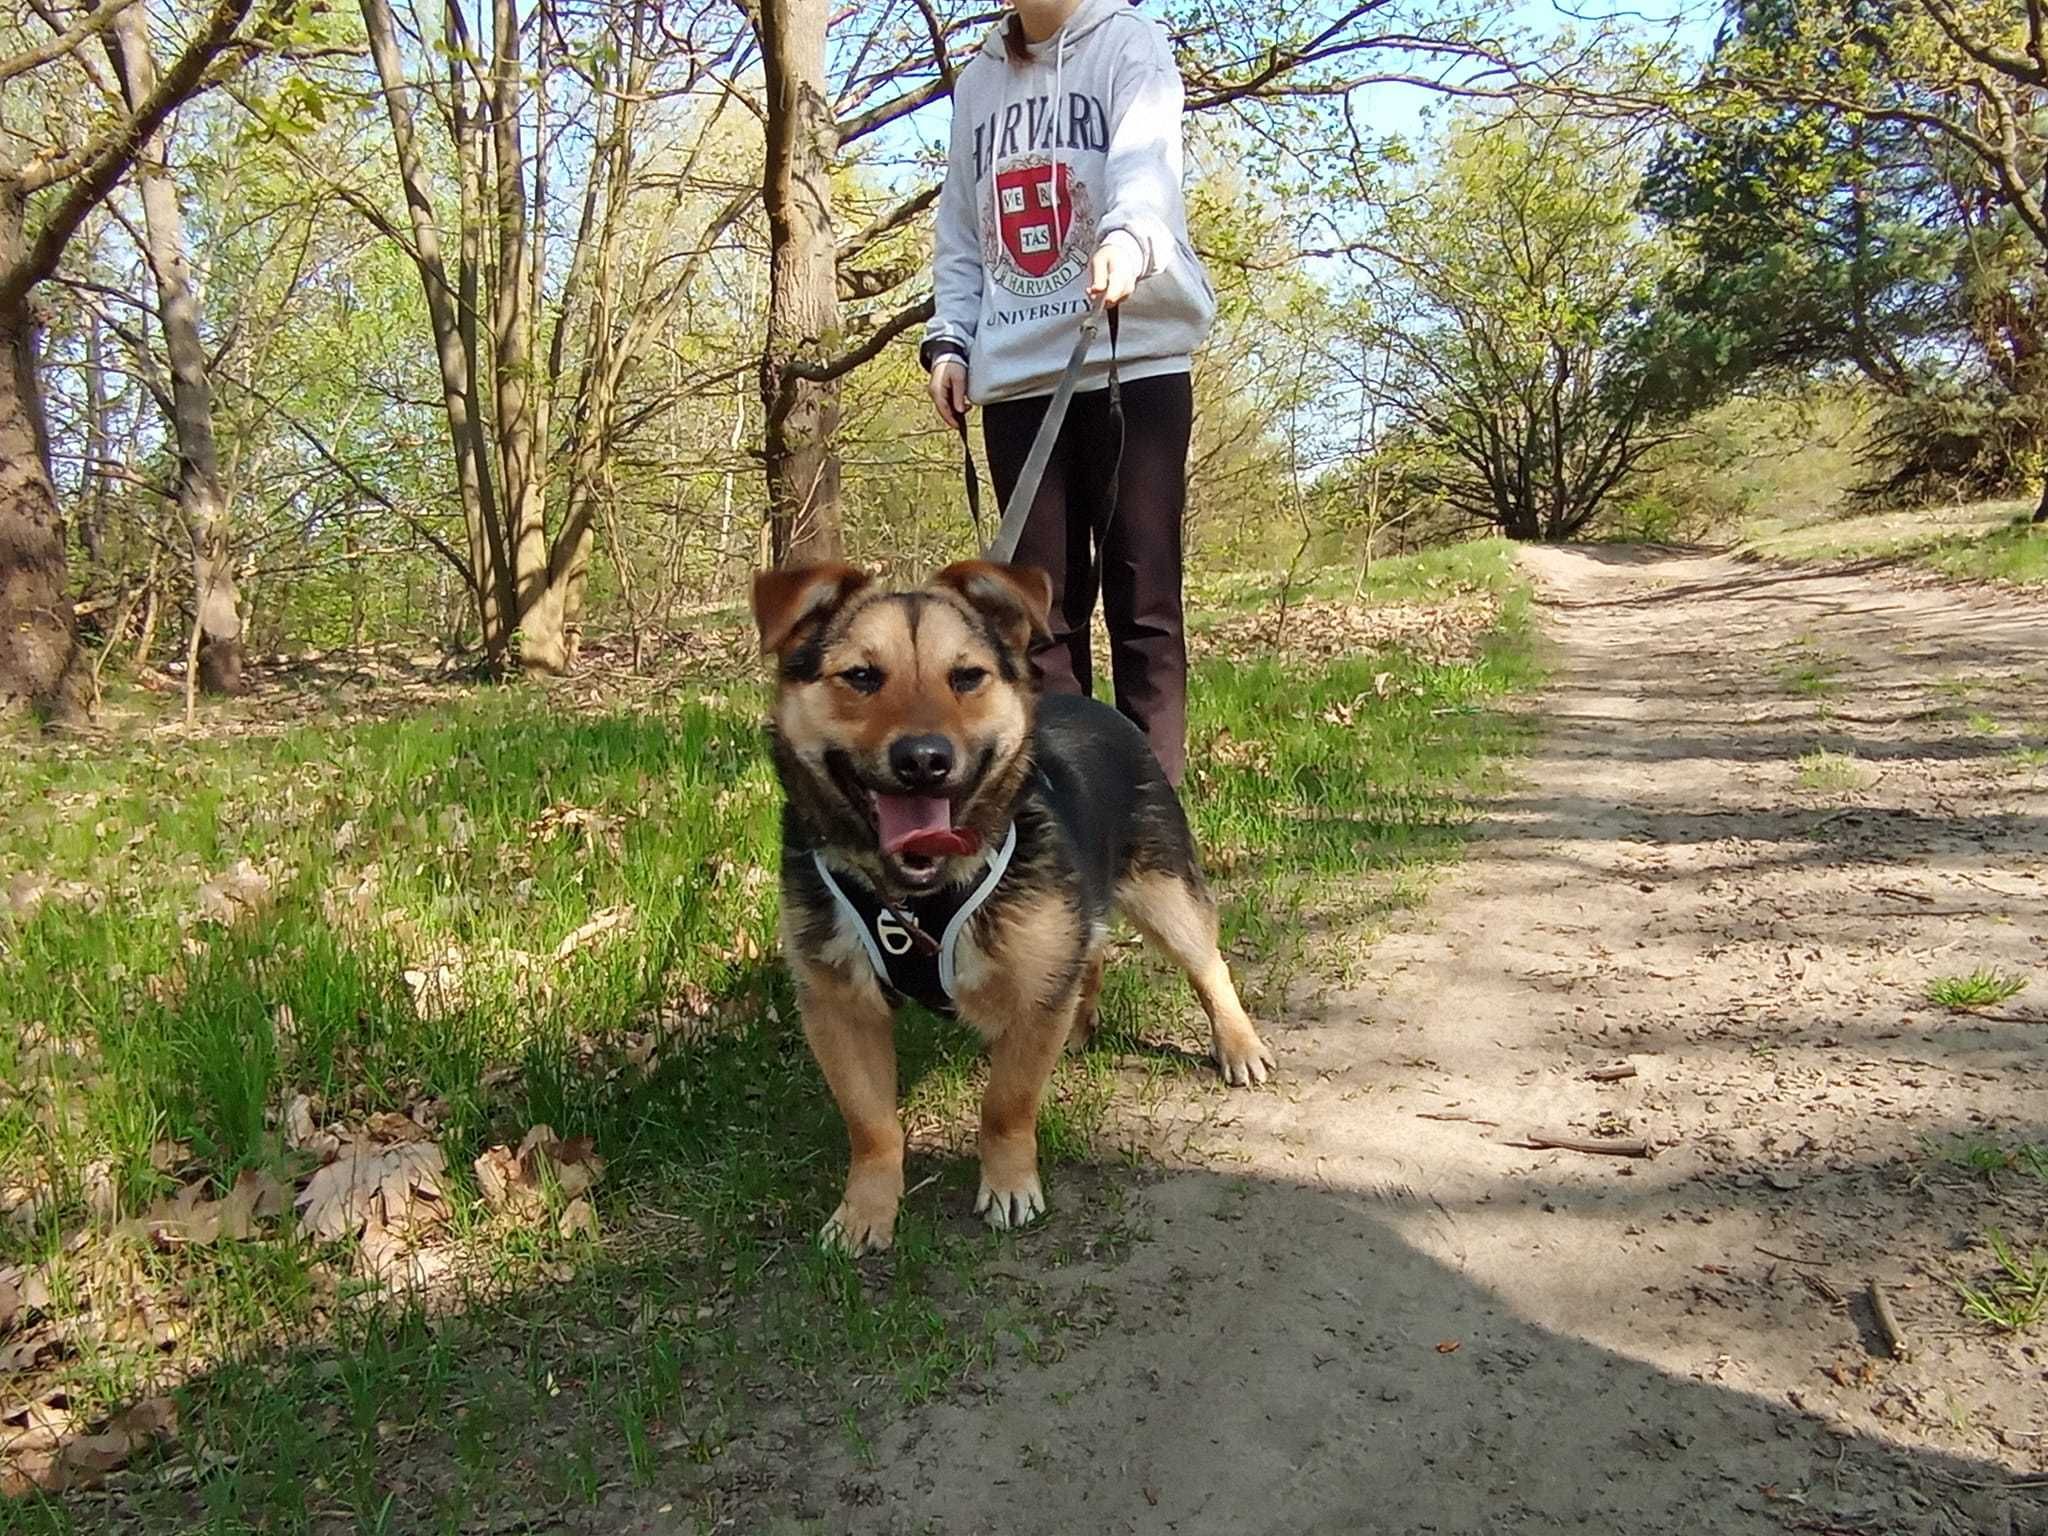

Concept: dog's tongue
[[875, 794, 977, 860]]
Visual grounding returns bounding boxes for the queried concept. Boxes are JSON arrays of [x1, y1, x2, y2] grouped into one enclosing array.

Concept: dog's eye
[[838, 665, 883, 695], [949, 667, 989, 695]]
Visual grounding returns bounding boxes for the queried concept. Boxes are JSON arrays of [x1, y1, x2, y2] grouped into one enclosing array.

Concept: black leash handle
[[1098, 303, 1122, 547], [958, 412, 984, 541]]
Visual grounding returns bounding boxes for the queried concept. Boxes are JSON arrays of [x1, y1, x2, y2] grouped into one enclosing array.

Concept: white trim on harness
[[810, 822, 1019, 1007]]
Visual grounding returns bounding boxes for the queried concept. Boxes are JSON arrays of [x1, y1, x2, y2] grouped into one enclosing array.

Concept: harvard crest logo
[[984, 154, 1093, 298]]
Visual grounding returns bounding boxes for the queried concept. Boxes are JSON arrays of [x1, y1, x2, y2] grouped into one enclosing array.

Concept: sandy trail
[[795, 546, 2048, 1535]]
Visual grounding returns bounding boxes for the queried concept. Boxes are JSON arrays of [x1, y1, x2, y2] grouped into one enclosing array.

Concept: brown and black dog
[[753, 559, 1273, 1254]]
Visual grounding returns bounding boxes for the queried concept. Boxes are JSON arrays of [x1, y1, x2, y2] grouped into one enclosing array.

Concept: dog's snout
[[888, 734, 954, 789]]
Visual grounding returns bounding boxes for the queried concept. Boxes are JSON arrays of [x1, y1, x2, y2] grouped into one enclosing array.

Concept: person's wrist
[[921, 338, 968, 374], [1101, 227, 1149, 277]]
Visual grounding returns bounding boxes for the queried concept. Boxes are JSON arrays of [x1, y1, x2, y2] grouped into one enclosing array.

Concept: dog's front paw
[[1212, 1023, 1274, 1087], [974, 1170, 1045, 1232], [819, 1195, 898, 1255]]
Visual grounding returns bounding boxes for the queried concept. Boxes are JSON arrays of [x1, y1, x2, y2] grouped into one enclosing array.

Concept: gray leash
[[957, 296, 1122, 564]]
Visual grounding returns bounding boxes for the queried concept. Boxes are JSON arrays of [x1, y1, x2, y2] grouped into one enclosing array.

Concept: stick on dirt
[[1586, 1061, 1638, 1082], [1869, 1281, 1912, 1361], [1504, 1132, 1654, 1158]]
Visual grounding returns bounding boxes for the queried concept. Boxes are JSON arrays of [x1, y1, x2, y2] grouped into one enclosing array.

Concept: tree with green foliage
[[1346, 106, 1678, 541], [1, 0, 262, 722], [1648, 0, 2048, 514]]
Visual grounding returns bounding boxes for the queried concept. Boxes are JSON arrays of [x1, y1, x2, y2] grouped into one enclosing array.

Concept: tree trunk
[[0, 190, 85, 722], [489, 0, 557, 670], [80, 306, 109, 571], [108, 0, 243, 694], [360, 0, 514, 659], [757, 0, 844, 565], [2034, 475, 2048, 524]]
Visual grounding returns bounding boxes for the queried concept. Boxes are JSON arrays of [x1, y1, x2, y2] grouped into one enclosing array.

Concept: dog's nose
[[888, 734, 954, 789]]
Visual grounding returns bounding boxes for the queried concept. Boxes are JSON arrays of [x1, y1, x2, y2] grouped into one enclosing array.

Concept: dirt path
[[799, 547, 2048, 1535]]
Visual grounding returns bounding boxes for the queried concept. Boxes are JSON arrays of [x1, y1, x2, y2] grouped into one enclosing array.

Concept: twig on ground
[[1503, 1132, 1654, 1158], [1585, 1061, 1638, 1081], [1868, 1281, 1912, 1361], [1801, 1270, 1847, 1310], [1417, 1111, 1501, 1126]]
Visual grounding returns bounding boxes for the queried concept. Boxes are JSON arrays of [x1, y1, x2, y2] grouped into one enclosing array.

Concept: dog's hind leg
[[792, 958, 904, 1255], [1116, 870, 1274, 1086], [1064, 950, 1106, 1056]]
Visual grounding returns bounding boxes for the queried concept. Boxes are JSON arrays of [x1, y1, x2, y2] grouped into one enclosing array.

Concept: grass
[[1779, 660, 1841, 697], [1926, 1135, 2048, 1187], [1188, 532, 1515, 615], [1743, 502, 2048, 589], [1952, 1228, 2048, 1335], [1926, 969, 2030, 1011], [0, 541, 1535, 1530], [1795, 749, 1873, 794]]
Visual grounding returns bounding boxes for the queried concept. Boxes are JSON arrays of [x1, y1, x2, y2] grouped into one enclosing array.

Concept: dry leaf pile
[[186, 856, 290, 928], [472, 1125, 607, 1241], [398, 905, 635, 1020], [0, 1394, 177, 1497], [530, 801, 624, 858], [3, 873, 104, 921], [290, 1102, 457, 1292], [121, 1169, 289, 1247], [1196, 595, 1498, 666]]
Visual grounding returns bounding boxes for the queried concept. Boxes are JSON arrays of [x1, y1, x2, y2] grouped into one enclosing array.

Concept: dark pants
[[982, 370, 1192, 786]]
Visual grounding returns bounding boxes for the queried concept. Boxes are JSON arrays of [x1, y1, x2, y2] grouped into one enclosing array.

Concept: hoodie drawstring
[[1050, 25, 1067, 242]]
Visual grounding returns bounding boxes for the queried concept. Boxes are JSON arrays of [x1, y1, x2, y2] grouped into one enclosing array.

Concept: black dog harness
[[810, 824, 1018, 1015]]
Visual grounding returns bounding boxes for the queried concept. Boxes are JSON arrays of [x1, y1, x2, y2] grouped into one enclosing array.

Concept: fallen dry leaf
[[2, 1396, 176, 1496], [296, 1140, 447, 1241], [191, 857, 275, 926], [402, 944, 545, 1020], [474, 1126, 607, 1228], [81, 1160, 118, 1218], [355, 1215, 460, 1293], [1198, 596, 1498, 668], [552, 905, 635, 963], [126, 1169, 288, 1247], [557, 1198, 598, 1240], [281, 1092, 337, 1157]]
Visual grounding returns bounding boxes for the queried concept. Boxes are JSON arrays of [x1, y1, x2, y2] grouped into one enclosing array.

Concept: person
[[920, 0, 1215, 787]]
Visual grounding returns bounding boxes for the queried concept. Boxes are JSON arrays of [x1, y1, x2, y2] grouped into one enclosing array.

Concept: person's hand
[[1088, 233, 1141, 307], [929, 357, 968, 429]]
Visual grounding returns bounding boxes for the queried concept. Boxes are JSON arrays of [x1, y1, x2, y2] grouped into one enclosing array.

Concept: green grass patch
[[1923, 518, 2048, 586], [1926, 969, 2029, 1011], [1925, 1135, 2048, 1186], [1795, 749, 1872, 795], [0, 542, 1534, 1528], [2009, 743, 2048, 775], [1743, 501, 2048, 588], [1776, 641, 1843, 698], [1189, 535, 1517, 616], [1953, 1228, 2048, 1335]]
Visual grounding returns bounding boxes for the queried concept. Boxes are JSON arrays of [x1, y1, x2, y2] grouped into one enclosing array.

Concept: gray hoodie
[[922, 0, 1215, 405]]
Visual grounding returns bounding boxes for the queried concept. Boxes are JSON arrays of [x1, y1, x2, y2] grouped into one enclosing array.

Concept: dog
[[752, 559, 1273, 1254]]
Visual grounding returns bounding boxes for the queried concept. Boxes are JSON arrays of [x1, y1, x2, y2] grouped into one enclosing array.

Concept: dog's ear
[[751, 563, 872, 657], [933, 561, 1053, 656]]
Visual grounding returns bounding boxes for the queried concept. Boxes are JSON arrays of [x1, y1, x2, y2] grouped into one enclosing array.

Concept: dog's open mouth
[[873, 793, 980, 883]]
